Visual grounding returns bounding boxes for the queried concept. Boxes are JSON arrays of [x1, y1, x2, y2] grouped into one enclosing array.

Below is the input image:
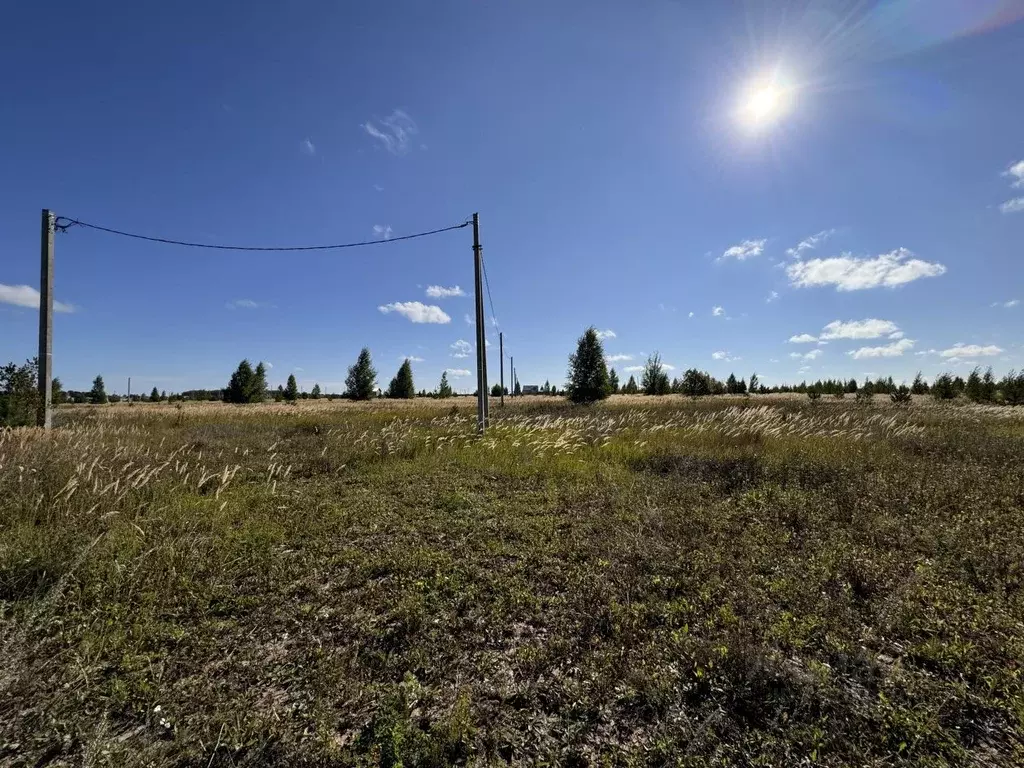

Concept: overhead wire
[[52, 216, 471, 251]]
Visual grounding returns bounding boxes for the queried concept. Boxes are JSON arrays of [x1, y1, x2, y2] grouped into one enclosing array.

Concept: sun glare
[[738, 75, 793, 130]]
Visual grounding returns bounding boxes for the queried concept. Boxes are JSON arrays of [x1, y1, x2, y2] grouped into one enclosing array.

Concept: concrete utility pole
[[499, 332, 505, 407], [37, 209, 54, 429], [472, 213, 489, 433]]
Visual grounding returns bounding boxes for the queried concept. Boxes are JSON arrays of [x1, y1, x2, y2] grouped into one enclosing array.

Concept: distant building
[[522, 385, 540, 395]]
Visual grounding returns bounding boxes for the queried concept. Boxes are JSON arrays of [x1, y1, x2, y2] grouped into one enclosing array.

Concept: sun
[[737, 75, 793, 130]]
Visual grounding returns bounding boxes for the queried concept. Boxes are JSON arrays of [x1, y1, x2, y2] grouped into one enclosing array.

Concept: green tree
[[623, 374, 639, 394], [345, 348, 377, 400], [981, 367, 997, 403], [437, 371, 453, 398], [284, 374, 299, 402], [726, 373, 740, 395], [1000, 370, 1024, 405], [90, 375, 108, 405], [965, 367, 983, 402], [225, 360, 255, 404], [910, 372, 929, 395], [682, 368, 710, 398], [608, 368, 620, 394], [565, 327, 610, 404], [932, 373, 957, 400], [387, 359, 415, 399], [150, 386, 160, 402], [748, 372, 759, 394], [51, 376, 65, 405], [846, 378, 858, 394], [250, 362, 268, 403], [641, 353, 670, 396], [0, 358, 40, 426], [311, 383, 321, 399], [490, 383, 503, 397], [514, 378, 522, 397], [891, 385, 912, 405]]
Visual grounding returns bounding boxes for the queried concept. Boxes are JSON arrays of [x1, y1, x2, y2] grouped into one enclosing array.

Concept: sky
[[1, 0, 1022, 394]]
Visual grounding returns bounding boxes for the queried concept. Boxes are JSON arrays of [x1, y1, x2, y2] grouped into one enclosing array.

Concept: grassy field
[[1, 395, 1023, 766]]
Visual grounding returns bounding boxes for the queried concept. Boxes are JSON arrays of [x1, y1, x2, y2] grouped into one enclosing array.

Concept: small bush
[[890, 385, 912, 405]]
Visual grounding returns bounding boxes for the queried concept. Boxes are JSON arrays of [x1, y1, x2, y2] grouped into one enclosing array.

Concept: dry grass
[[1, 396, 1023, 766]]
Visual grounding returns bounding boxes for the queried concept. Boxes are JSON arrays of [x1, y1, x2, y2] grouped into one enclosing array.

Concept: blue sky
[[1, 0, 1022, 393]]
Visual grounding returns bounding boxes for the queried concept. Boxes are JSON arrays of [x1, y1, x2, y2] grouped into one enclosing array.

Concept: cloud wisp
[[720, 238, 766, 261], [450, 339, 472, 358], [425, 285, 465, 299], [225, 299, 273, 310], [939, 343, 1003, 358], [363, 109, 418, 155], [0, 283, 75, 313], [595, 329, 617, 340]]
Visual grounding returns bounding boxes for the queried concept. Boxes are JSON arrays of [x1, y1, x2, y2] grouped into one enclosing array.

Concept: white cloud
[[688, 311, 694, 318], [1002, 299, 1020, 308], [225, 298, 273, 310], [464, 314, 473, 325], [362, 109, 418, 155], [712, 306, 724, 317], [914, 349, 937, 357], [445, 368, 471, 377], [373, 183, 384, 192], [402, 355, 425, 362], [301, 138, 315, 155], [623, 365, 644, 373], [1003, 160, 1024, 189], [595, 329, 616, 340], [786, 229, 836, 259], [450, 339, 472, 358], [712, 351, 741, 362], [787, 248, 946, 291], [998, 198, 1024, 214], [377, 301, 451, 324], [848, 338, 915, 359], [662, 363, 676, 371], [939, 343, 1003, 358], [265, 362, 274, 369], [294, 367, 304, 372], [889, 330, 904, 339], [425, 284, 465, 299], [720, 238, 766, 261], [373, 224, 393, 240], [788, 333, 818, 344], [820, 318, 900, 340], [766, 291, 779, 303], [606, 354, 633, 362], [790, 349, 823, 361], [0, 283, 75, 313]]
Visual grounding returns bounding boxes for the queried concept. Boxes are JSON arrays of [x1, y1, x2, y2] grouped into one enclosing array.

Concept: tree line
[[564, 327, 1024, 406], [3, 336, 1022, 426]]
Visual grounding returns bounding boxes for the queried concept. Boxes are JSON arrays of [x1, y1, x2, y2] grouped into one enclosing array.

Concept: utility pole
[[472, 212, 489, 433], [499, 332, 505, 407], [510, 357, 514, 399], [37, 209, 54, 429], [127, 377, 131, 404]]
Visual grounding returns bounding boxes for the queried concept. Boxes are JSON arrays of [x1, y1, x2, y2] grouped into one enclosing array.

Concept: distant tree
[[981, 367, 997, 403], [150, 386, 160, 402], [566, 327, 610, 404], [910, 372, 929, 395], [90, 375, 108, 405], [891, 385, 912, 405], [437, 371, 453, 399], [608, 368, 620, 394], [345, 348, 377, 400], [386, 359, 415, 399], [932, 373, 957, 400], [965, 367, 983, 402], [748, 372, 759, 394], [161, 390, 167, 401], [737, 377, 747, 395], [225, 360, 255, 404], [311, 383, 321, 399], [49, 376, 65, 406], [641, 353, 670, 396], [251, 363, 268, 403], [1000, 370, 1024, 405], [0, 358, 40, 426], [807, 387, 822, 401], [274, 384, 284, 403], [846, 378, 858, 394], [284, 374, 299, 402], [952, 375, 966, 394], [623, 374, 639, 395], [726, 373, 739, 395], [490, 383, 503, 397], [514, 379, 522, 397], [855, 387, 873, 403], [682, 368, 710, 398], [861, 378, 874, 396]]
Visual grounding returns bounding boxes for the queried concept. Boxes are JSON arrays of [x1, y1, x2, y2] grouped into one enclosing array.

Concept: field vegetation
[[2, 395, 1023, 766]]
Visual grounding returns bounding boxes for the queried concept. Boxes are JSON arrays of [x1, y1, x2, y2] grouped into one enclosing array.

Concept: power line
[[52, 216, 471, 251], [480, 252, 505, 357]]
